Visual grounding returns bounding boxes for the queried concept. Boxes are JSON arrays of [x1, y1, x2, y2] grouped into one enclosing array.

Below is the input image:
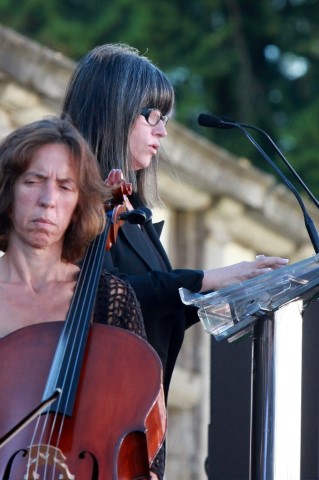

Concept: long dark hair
[[0, 117, 109, 262], [61, 43, 175, 206]]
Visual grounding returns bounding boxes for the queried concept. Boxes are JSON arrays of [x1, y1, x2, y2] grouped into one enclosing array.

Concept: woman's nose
[[153, 121, 168, 137], [39, 184, 56, 207]]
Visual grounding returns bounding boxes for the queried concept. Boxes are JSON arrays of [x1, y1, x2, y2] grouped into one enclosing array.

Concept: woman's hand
[[200, 256, 289, 293]]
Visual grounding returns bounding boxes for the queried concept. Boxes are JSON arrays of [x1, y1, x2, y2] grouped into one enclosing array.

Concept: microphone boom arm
[[197, 112, 319, 254], [240, 122, 319, 209], [230, 122, 319, 254]]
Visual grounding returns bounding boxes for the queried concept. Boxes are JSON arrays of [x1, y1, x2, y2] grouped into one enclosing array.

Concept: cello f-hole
[[3, 449, 28, 480], [79, 450, 99, 478]]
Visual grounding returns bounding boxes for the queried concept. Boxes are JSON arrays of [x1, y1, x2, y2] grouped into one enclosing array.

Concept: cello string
[[49, 237, 102, 476], [24, 226, 105, 478], [43, 217, 108, 475], [24, 209, 112, 477], [22, 390, 59, 477], [54, 225, 106, 413], [42, 210, 113, 420], [24, 415, 41, 478], [51, 228, 106, 474]]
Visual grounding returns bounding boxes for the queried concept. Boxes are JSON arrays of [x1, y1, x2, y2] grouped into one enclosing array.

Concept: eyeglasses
[[140, 108, 169, 126]]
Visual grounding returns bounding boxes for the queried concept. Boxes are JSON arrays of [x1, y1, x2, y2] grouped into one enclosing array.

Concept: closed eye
[[21, 173, 45, 185], [24, 179, 41, 185], [59, 181, 77, 192]]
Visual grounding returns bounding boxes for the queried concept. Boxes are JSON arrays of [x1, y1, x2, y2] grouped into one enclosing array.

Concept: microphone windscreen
[[198, 113, 234, 129]]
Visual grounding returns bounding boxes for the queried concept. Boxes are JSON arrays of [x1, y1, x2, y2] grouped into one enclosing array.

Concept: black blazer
[[102, 214, 203, 401]]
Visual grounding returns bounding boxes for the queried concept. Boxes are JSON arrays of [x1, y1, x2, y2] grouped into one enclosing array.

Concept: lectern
[[180, 254, 319, 480]]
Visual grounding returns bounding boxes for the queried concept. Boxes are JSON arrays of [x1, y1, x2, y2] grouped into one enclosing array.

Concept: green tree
[[1, 0, 319, 195]]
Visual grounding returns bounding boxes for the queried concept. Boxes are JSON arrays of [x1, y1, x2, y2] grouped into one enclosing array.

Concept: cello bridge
[[24, 444, 75, 479]]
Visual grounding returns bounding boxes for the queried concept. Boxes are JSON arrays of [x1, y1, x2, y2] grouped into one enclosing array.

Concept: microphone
[[198, 112, 319, 253], [198, 113, 319, 209], [198, 113, 234, 130]]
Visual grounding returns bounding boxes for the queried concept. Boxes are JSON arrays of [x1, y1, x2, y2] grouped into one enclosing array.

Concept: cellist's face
[[10, 143, 79, 251]]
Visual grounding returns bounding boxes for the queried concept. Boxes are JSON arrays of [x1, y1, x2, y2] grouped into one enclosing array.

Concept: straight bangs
[[141, 67, 175, 116]]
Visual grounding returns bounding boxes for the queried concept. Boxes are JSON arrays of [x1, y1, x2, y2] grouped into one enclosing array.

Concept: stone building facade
[[0, 24, 317, 479]]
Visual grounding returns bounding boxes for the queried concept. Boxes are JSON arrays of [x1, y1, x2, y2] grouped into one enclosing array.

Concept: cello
[[0, 180, 166, 479]]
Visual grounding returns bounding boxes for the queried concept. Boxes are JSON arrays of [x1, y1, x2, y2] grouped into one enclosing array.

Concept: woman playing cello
[[0, 116, 165, 479]]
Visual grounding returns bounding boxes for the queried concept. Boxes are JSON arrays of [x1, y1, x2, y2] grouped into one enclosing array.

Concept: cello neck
[[41, 217, 110, 416]]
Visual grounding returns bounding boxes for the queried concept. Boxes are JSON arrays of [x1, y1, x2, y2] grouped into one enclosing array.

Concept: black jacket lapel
[[120, 222, 162, 270], [142, 220, 172, 271]]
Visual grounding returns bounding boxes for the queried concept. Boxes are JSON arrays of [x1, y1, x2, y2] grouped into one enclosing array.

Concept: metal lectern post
[[251, 300, 303, 480]]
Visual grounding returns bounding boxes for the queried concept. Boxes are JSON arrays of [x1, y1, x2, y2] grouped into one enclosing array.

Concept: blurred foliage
[[1, 0, 319, 196]]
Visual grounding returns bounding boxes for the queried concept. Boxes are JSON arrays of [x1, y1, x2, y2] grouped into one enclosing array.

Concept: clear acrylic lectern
[[180, 254, 319, 480]]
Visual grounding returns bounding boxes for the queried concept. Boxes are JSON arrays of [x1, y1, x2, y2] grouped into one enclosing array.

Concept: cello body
[[0, 322, 166, 479]]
